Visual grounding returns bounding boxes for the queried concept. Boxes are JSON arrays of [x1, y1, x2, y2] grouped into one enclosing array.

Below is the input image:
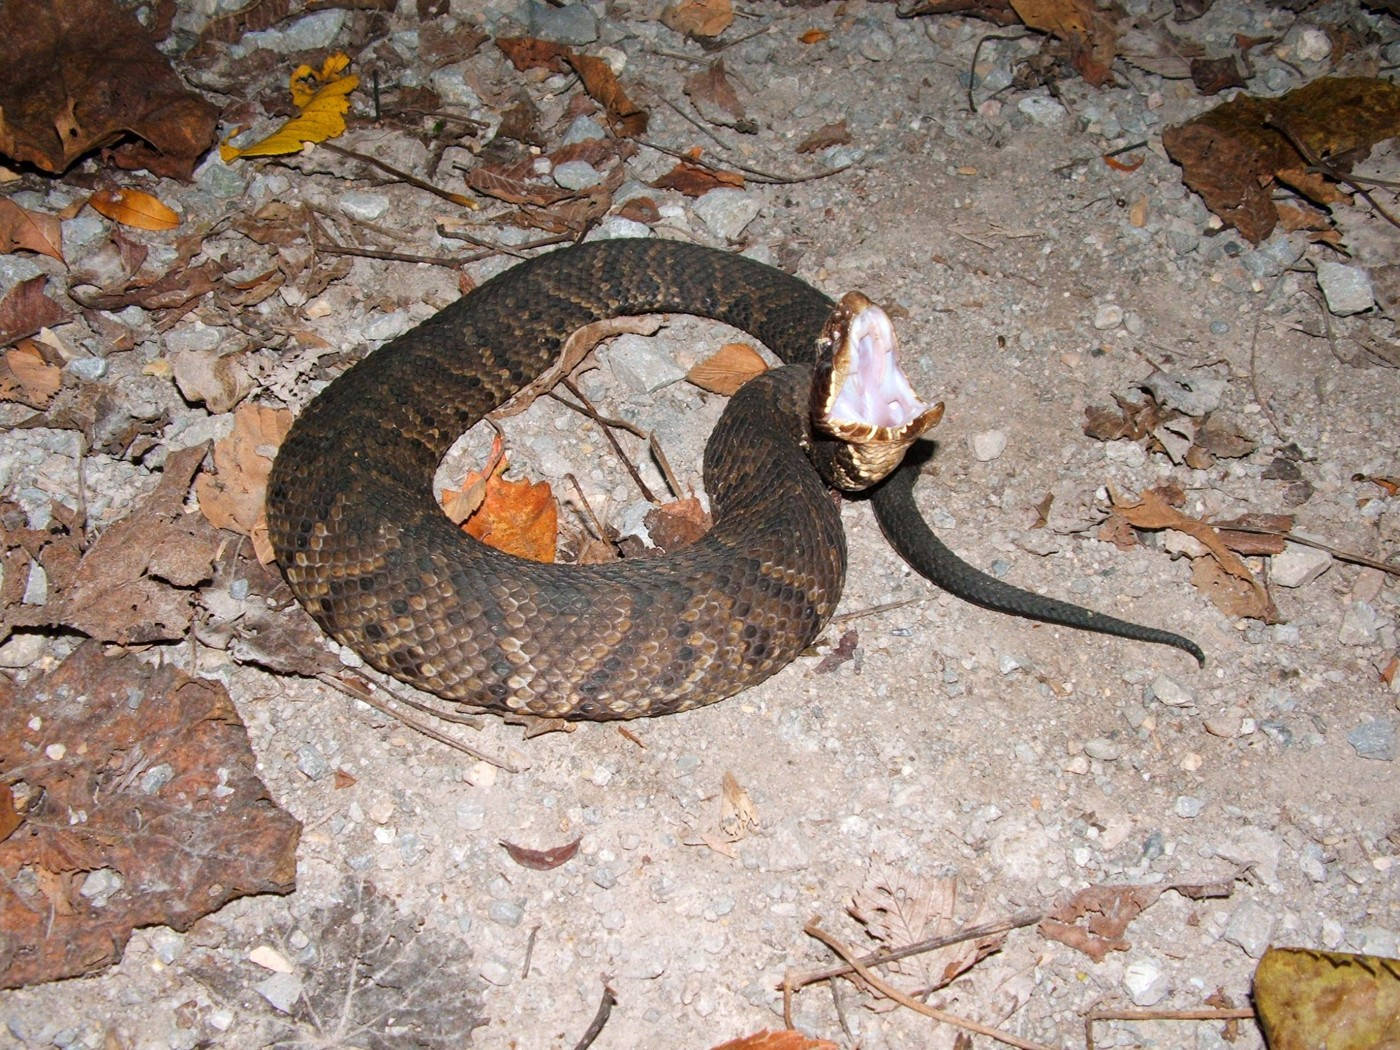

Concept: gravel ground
[[2, 1, 1398, 1048]]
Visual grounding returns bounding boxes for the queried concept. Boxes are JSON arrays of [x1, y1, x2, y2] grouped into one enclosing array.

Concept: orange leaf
[[464, 472, 557, 563], [661, 0, 734, 38], [799, 28, 829, 44], [710, 1031, 839, 1050], [0, 342, 61, 408], [687, 342, 768, 395], [0, 198, 64, 261], [88, 188, 179, 231]]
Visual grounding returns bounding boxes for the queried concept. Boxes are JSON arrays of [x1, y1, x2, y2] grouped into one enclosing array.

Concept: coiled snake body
[[266, 239, 1202, 721]]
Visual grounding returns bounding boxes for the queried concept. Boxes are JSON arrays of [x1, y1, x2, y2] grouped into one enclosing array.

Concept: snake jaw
[[813, 291, 944, 489]]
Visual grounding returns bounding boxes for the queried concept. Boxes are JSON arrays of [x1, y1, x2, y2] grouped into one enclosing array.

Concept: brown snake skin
[[267, 238, 1204, 721], [266, 239, 853, 720]]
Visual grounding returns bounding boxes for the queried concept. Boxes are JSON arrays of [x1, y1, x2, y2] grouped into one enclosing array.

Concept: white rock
[[248, 945, 294, 973], [1316, 261, 1374, 316], [255, 972, 303, 1013], [692, 188, 761, 242], [1123, 958, 1170, 1006], [970, 429, 1007, 461], [1150, 674, 1194, 707], [1270, 542, 1332, 588], [1092, 303, 1124, 330]]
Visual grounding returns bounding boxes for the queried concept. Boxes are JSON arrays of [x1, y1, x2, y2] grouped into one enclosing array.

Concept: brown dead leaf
[[495, 38, 648, 138], [1040, 884, 1166, 961], [1255, 948, 1400, 1050], [796, 121, 852, 154], [0, 0, 219, 179], [0, 641, 300, 988], [1191, 556, 1279, 622], [646, 496, 710, 551], [494, 314, 663, 418], [653, 155, 746, 197], [662, 0, 735, 39], [55, 444, 221, 644], [88, 187, 180, 231], [449, 447, 558, 563], [1163, 77, 1400, 243], [685, 60, 745, 123], [194, 403, 293, 564], [0, 198, 64, 261], [1190, 55, 1247, 95], [687, 341, 769, 395], [798, 28, 830, 44], [1111, 486, 1275, 620], [74, 258, 222, 314], [500, 836, 581, 871], [0, 276, 64, 348], [719, 771, 759, 839], [0, 342, 62, 408], [1010, 0, 1120, 87], [815, 628, 859, 674], [711, 1031, 839, 1050], [0, 785, 19, 844], [1212, 513, 1294, 557]]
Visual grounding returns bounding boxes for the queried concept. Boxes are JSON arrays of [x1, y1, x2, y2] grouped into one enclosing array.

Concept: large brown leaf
[[0, 0, 218, 178], [0, 642, 301, 988]]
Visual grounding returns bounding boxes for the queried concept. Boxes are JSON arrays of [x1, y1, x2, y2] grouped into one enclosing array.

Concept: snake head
[[812, 292, 944, 490]]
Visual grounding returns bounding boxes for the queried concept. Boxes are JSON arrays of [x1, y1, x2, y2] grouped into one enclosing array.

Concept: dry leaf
[[0, 276, 64, 348], [719, 771, 759, 839], [798, 28, 830, 44], [1255, 948, 1400, 1050], [814, 628, 859, 674], [441, 431, 506, 524], [220, 53, 359, 161], [1110, 486, 1275, 620], [796, 121, 851, 154], [447, 442, 559, 563], [1041, 879, 1236, 962], [495, 38, 648, 138], [684, 60, 745, 123], [87, 187, 179, 230], [687, 341, 769, 395], [645, 496, 710, 551], [194, 403, 294, 564], [500, 836, 582, 871], [0, 641, 301, 988], [710, 1032, 839, 1050], [0, 0, 219, 178], [0, 342, 61, 408], [662, 0, 734, 39], [0, 198, 63, 261], [1162, 77, 1400, 243], [653, 156, 745, 197], [1190, 556, 1279, 622], [1009, 0, 1120, 87]]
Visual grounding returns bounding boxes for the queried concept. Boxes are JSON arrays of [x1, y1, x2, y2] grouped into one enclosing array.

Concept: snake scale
[[266, 238, 1203, 721]]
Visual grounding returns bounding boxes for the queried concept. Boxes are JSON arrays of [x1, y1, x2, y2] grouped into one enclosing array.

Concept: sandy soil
[[2, 1, 1398, 1048]]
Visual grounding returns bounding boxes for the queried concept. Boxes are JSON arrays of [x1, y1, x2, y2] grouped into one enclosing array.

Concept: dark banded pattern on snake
[[265, 238, 1203, 722]]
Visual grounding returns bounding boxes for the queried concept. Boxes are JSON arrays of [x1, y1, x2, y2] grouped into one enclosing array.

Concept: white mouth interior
[[829, 305, 931, 429]]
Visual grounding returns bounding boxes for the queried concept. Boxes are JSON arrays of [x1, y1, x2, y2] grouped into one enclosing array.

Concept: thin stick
[[564, 473, 613, 544], [1207, 522, 1400, 575], [570, 980, 617, 1050], [320, 673, 521, 772], [786, 910, 1042, 989], [561, 378, 657, 503], [637, 137, 849, 185], [321, 141, 477, 208], [314, 241, 467, 268], [1264, 116, 1400, 230], [803, 921, 1061, 1050], [647, 432, 684, 501], [830, 598, 919, 625], [522, 924, 540, 979], [1084, 1006, 1255, 1050]]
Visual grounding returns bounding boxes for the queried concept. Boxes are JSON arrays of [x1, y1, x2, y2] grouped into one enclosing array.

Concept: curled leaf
[[686, 342, 768, 395], [88, 188, 179, 231], [221, 53, 358, 162], [500, 836, 581, 871]]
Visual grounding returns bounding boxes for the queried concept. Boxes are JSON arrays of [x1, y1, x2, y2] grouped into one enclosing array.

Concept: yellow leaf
[[221, 52, 358, 162], [88, 188, 180, 231]]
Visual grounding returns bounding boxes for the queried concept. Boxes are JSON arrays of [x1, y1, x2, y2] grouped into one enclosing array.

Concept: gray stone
[[1222, 899, 1275, 958], [526, 0, 598, 44], [0, 631, 47, 668], [1271, 542, 1332, 587], [1316, 261, 1374, 316], [1093, 303, 1124, 330], [1084, 737, 1122, 761], [1346, 718, 1395, 761], [428, 63, 484, 108], [1141, 371, 1225, 416], [553, 160, 602, 191], [479, 958, 513, 986], [608, 334, 686, 393], [296, 743, 332, 780], [255, 971, 303, 1013], [488, 899, 525, 927], [970, 429, 1006, 461], [1017, 94, 1067, 126], [1175, 795, 1204, 818], [857, 24, 895, 61], [1122, 957, 1170, 1006], [562, 115, 608, 144], [78, 868, 123, 906], [241, 9, 346, 53], [692, 188, 761, 242], [339, 191, 390, 222], [1150, 674, 1195, 707], [1339, 600, 1382, 646]]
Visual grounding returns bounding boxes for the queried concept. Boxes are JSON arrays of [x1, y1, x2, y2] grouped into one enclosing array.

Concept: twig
[[315, 240, 467, 268], [1051, 140, 1151, 176], [637, 137, 849, 184], [648, 433, 685, 501], [570, 980, 617, 1050], [560, 378, 657, 503], [968, 33, 1031, 113], [802, 920, 1061, 1050], [319, 673, 522, 772], [1263, 116, 1400, 231], [564, 473, 614, 545], [321, 140, 477, 208], [785, 910, 1042, 989], [830, 598, 919, 624], [1084, 1006, 1255, 1050], [522, 924, 540, 979], [1208, 522, 1400, 575]]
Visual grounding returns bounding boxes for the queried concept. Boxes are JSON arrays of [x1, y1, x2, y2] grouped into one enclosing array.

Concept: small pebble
[[1150, 674, 1195, 707], [1092, 303, 1124, 330], [488, 899, 525, 927], [479, 959, 513, 986], [1270, 543, 1332, 588], [255, 972, 303, 1014], [552, 160, 602, 191], [692, 188, 761, 241], [1222, 899, 1276, 958], [1175, 795, 1204, 818], [1346, 719, 1396, 761], [1122, 958, 1170, 1006], [970, 429, 1007, 461], [1316, 261, 1374, 315], [1083, 737, 1121, 761], [248, 945, 295, 973]]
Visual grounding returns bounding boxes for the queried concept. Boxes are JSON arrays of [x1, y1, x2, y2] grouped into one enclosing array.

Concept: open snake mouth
[[813, 292, 943, 487]]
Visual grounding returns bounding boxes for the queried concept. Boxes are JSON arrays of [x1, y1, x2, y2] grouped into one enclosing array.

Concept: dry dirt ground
[[2, 0, 1399, 1048]]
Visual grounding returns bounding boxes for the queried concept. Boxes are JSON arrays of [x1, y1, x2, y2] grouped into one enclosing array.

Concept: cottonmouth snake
[[265, 238, 1203, 721]]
